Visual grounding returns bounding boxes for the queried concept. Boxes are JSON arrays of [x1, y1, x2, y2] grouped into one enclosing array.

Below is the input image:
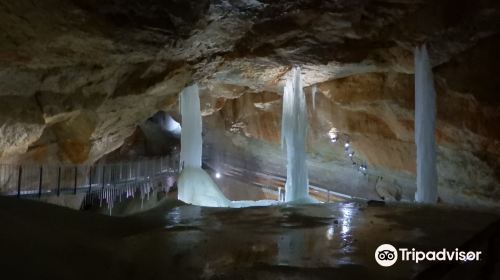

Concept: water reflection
[[165, 206, 182, 226], [153, 201, 498, 279], [278, 230, 305, 266], [326, 225, 335, 240], [164, 205, 202, 229], [341, 205, 353, 235]]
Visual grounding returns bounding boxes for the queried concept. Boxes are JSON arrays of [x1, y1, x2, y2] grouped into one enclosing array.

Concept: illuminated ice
[[414, 45, 438, 203], [282, 66, 316, 203], [178, 84, 277, 208], [178, 167, 231, 207], [230, 199, 279, 208], [179, 84, 202, 170], [178, 84, 231, 207]]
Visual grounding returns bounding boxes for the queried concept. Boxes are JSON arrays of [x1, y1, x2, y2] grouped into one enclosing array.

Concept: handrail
[[204, 161, 357, 202], [1, 152, 357, 213], [0, 154, 180, 199]]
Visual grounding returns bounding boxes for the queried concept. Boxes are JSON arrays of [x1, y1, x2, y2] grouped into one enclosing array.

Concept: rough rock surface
[[1, 0, 500, 207]]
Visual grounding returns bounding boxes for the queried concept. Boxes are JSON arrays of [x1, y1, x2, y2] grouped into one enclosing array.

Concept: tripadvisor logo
[[375, 244, 482, 267], [375, 244, 398, 267]]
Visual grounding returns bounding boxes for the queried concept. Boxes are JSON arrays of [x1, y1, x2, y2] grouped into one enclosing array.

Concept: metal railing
[[205, 161, 356, 203], [0, 155, 180, 206], [1, 151, 357, 214]]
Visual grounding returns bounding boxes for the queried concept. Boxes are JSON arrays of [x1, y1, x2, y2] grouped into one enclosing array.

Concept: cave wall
[[203, 68, 500, 207], [1, 0, 500, 207], [202, 36, 500, 207], [0, 0, 197, 164]]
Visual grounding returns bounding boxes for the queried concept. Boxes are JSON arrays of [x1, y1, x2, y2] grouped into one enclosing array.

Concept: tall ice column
[[414, 45, 438, 203]]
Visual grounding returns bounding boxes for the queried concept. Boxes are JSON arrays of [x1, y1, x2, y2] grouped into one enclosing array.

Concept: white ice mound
[[230, 200, 280, 208], [178, 167, 231, 207]]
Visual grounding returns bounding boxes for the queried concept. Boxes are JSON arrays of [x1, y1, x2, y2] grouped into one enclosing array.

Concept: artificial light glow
[[327, 128, 338, 141], [358, 165, 367, 173], [326, 225, 335, 240], [165, 115, 182, 136], [215, 172, 221, 179]]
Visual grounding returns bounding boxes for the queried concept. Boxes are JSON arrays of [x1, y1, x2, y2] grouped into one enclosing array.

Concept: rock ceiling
[[1, 0, 500, 206]]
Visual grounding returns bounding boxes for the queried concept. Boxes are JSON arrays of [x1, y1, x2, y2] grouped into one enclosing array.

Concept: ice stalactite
[[178, 84, 231, 207], [282, 66, 316, 203], [414, 45, 438, 203]]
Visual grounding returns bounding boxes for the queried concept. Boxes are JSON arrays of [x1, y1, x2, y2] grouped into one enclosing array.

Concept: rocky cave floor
[[1, 194, 500, 280]]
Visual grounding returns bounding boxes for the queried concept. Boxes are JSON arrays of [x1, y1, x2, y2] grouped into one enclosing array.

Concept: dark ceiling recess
[[72, 0, 210, 35]]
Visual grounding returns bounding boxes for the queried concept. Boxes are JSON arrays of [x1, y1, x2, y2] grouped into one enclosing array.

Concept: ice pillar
[[414, 45, 438, 203], [282, 67, 314, 203], [178, 84, 230, 207]]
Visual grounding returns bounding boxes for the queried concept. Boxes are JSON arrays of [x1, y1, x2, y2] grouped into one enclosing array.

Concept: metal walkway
[[0, 155, 180, 209]]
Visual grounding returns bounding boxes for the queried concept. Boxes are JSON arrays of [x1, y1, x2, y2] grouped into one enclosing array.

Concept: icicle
[[99, 189, 103, 207]]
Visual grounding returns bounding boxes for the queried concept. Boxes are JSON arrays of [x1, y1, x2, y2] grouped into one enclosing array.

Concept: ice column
[[282, 67, 315, 203], [414, 45, 438, 203], [178, 84, 231, 207]]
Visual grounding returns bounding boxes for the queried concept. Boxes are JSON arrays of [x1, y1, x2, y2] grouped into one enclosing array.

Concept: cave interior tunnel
[[1, 0, 500, 279]]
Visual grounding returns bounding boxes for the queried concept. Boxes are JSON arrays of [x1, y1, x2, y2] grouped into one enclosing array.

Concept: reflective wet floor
[[129, 201, 499, 279], [0, 196, 498, 279]]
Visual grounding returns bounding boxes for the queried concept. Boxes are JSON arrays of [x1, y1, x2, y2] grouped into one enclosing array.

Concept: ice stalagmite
[[282, 67, 316, 203], [178, 84, 231, 207], [414, 45, 438, 203]]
